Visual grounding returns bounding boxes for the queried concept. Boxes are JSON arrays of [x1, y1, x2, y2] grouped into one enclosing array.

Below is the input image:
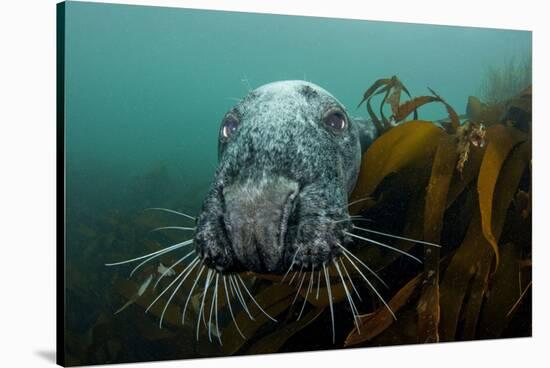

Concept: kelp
[[347, 76, 531, 346], [349, 120, 443, 213], [417, 133, 457, 343], [115, 75, 530, 352], [67, 76, 531, 365], [477, 125, 528, 266], [357, 75, 462, 134], [215, 76, 531, 350], [345, 274, 422, 346]]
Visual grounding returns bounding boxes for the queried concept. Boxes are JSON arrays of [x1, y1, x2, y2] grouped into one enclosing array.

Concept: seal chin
[[223, 176, 299, 273]]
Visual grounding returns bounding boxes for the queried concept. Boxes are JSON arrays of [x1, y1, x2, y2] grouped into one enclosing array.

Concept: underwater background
[[61, 1, 532, 365]]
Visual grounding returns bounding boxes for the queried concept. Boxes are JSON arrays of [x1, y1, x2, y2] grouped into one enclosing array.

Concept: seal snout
[[223, 177, 299, 273]]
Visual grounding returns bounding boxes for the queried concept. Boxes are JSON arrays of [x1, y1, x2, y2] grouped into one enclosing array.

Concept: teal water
[[62, 1, 532, 365], [65, 1, 531, 214]]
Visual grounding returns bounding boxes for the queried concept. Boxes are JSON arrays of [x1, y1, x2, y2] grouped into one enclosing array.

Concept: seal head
[[194, 81, 369, 274]]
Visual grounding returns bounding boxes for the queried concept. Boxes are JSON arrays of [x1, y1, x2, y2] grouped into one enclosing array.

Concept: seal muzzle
[[224, 177, 298, 273]]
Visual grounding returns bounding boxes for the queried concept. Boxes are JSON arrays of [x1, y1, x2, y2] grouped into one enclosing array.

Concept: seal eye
[[324, 111, 347, 131], [221, 115, 240, 139]]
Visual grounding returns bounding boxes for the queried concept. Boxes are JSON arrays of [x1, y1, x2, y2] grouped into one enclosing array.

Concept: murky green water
[[61, 1, 531, 365]]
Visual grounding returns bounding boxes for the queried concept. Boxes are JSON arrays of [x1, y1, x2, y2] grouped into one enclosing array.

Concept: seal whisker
[[154, 250, 196, 289], [128, 240, 194, 278], [291, 272, 307, 307], [332, 218, 351, 225], [229, 274, 255, 321], [332, 217, 373, 225], [144, 207, 196, 221], [227, 276, 240, 303], [289, 264, 305, 286], [150, 226, 196, 233], [228, 276, 236, 297], [225, 97, 242, 103], [352, 225, 442, 248], [339, 258, 362, 302], [345, 231, 422, 263], [297, 266, 315, 320], [316, 270, 321, 300], [236, 274, 277, 322], [154, 257, 199, 328], [281, 246, 303, 283], [346, 196, 373, 208], [335, 261, 361, 333], [105, 239, 193, 269], [350, 218, 374, 223], [223, 275, 246, 339], [287, 271, 298, 286], [214, 274, 223, 345], [182, 264, 205, 326], [339, 251, 396, 320], [208, 273, 217, 342], [241, 75, 252, 91], [323, 263, 336, 343], [337, 243, 388, 288], [148, 256, 197, 312], [197, 269, 214, 341], [196, 269, 213, 340]]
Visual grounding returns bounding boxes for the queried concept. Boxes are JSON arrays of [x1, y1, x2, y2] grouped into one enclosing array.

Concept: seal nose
[[223, 176, 298, 273]]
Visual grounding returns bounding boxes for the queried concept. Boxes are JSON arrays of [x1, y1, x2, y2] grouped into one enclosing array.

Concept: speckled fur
[[194, 81, 377, 274]]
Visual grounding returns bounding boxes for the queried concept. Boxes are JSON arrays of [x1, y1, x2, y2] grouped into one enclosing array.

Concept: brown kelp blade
[[417, 134, 458, 343], [349, 120, 443, 213], [439, 211, 492, 341], [367, 94, 385, 133], [427, 87, 461, 131], [346, 77, 531, 347], [392, 95, 439, 122], [345, 274, 422, 347], [357, 77, 393, 108], [477, 125, 528, 267]]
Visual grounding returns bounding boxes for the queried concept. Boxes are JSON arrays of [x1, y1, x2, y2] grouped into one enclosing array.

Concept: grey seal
[[194, 80, 377, 275]]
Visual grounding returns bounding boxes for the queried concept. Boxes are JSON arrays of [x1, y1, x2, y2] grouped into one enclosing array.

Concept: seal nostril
[[222, 176, 299, 273]]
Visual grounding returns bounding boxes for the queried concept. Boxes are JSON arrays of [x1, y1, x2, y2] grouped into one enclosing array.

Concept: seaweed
[[65, 75, 532, 365], [356, 75, 462, 134], [480, 56, 532, 105], [345, 76, 531, 346], [205, 76, 531, 350]]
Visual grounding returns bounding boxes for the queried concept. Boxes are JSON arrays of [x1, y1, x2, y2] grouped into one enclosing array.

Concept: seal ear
[[352, 117, 379, 153]]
